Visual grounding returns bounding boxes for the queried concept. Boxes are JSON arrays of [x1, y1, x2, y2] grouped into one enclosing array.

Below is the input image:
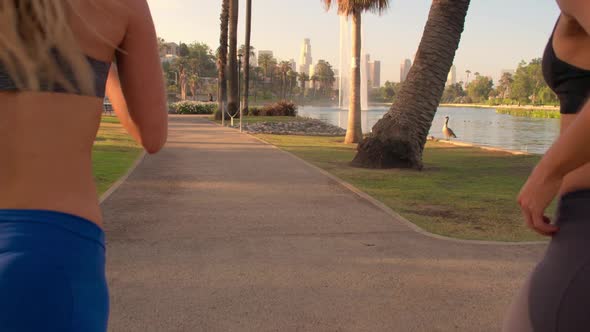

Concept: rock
[[242, 119, 346, 136]]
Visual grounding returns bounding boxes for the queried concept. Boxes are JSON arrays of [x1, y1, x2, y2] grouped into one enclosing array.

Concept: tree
[[187, 43, 217, 77], [173, 58, 189, 100], [242, 0, 253, 114], [511, 60, 534, 104], [258, 53, 275, 79], [279, 61, 292, 99], [352, 0, 471, 169], [227, 0, 240, 116], [465, 69, 471, 87], [441, 83, 465, 103], [179, 43, 190, 57], [310, 74, 319, 98], [496, 72, 513, 99], [188, 73, 199, 99], [298, 72, 309, 98], [322, 0, 390, 144], [466, 75, 493, 103], [217, 0, 229, 118], [314, 60, 336, 97], [287, 70, 299, 98]]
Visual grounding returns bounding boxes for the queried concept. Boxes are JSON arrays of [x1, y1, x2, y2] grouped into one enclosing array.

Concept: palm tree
[[227, 0, 239, 117], [465, 69, 471, 87], [279, 61, 292, 99], [352, 0, 472, 169], [310, 74, 319, 98], [216, 0, 229, 119], [258, 53, 274, 80], [298, 72, 309, 98], [322, 0, 389, 144], [188, 73, 199, 100], [242, 0, 253, 115], [287, 70, 298, 99]]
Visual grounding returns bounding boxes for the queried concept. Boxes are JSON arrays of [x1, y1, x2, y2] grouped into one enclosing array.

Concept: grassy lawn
[[93, 116, 143, 195], [211, 116, 306, 125], [256, 134, 549, 242]]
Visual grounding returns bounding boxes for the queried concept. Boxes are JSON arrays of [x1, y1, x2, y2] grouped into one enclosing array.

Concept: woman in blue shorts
[[0, 1, 167, 331]]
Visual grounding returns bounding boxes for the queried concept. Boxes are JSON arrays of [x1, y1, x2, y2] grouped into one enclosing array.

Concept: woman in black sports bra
[[503, 1, 590, 331]]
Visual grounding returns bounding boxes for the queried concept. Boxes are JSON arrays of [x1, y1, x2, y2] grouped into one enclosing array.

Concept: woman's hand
[[518, 164, 562, 236]]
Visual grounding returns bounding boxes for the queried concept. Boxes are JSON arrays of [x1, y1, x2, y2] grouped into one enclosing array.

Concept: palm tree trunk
[[216, 0, 229, 120], [344, 11, 363, 144], [242, 0, 252, 114], [227, 0, 239, 116], [352, 0, 471, 169]]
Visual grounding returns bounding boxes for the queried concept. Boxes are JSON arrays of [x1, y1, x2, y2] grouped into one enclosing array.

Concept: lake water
[[297, 106, 560, 154]]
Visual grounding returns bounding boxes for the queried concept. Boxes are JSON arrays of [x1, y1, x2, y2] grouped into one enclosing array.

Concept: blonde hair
[[0, 0, 94, 95]]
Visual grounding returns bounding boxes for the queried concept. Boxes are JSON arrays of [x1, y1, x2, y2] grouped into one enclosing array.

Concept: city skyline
[[148, 0, 560, 83]]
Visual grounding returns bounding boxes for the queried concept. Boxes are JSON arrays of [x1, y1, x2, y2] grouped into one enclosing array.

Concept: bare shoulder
[[557, 0, 590, 33]]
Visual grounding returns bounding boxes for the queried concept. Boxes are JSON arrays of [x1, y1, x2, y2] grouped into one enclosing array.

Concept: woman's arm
[[112, 0, 168, 154], [105, 65, 142, 144]]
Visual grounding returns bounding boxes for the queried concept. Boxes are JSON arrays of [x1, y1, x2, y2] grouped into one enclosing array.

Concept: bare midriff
[[559, 113, 590, 196], [0, 91, 104, 226]]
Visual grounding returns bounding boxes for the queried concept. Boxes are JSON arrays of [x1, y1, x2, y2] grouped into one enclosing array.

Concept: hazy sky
[[147, 0, 560, 83]]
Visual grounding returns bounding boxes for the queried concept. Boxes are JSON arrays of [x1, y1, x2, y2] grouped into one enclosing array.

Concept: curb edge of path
[[99, 151, 147, 205], [214, 121, 546, 247]]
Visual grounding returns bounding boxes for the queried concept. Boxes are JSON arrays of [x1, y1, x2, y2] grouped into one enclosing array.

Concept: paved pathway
[[102, 115, 546, 332]]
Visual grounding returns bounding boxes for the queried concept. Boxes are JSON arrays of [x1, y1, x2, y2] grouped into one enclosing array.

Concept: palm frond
[[321, 0, 390, 16]]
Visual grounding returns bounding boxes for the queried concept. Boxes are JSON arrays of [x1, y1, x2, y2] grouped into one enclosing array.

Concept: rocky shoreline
[[242, 119, 346, 136]]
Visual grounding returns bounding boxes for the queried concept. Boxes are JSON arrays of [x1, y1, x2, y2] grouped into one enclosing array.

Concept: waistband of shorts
[[0, 209, 105, 248]]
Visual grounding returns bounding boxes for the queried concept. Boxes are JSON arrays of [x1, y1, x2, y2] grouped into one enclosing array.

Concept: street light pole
[[237, 52, 243, 133]]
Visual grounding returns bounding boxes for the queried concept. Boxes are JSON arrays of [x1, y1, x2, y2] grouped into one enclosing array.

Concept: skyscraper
[[370, 61, 381, 88], [400, 59, 412, 82], [446, 65, 457, 86], [299, 39, 313, 75]]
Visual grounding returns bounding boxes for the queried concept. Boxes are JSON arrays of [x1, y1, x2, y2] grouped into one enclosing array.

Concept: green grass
[[496, 108, 561, 119], [93, 116, 142, 194], [256, 134, 549, 242], [211, 116, 306, 125]]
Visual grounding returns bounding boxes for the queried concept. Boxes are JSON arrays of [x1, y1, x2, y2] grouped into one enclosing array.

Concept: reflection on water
[[297, 106, 560, 154]]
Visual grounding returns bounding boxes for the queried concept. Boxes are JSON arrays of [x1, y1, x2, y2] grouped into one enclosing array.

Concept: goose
[[443, 116, 457, 140]]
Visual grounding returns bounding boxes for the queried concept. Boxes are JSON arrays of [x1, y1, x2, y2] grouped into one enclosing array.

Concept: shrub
[[248, 107, 262, 116], [169, 101, 217, 115], [258, 101, 298, 116]]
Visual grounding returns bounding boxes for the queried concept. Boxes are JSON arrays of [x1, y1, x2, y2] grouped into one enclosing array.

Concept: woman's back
[[0, 0, 167, 225]]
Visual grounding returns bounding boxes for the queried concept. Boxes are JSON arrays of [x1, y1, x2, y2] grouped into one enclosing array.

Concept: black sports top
[[0, 50, 110, 98], [542, 18, 590, 114]]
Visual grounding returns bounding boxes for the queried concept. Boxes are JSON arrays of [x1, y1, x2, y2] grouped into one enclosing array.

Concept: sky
[[147, 0, 560, 84]]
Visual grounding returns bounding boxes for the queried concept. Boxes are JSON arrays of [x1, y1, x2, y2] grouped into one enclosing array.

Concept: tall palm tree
[[298, 72, 309, 98], [242, 0, 253, 115], [227, 0, 239, 117], [352, 0, 472, 169], [257, 53, 273, 79], [310, 74, 319, 98], [216, 0, 229, 119], [322, 0, 389, 144], [188, 73, 199, 100], [465, 69, 471, 87], [279, 61, 292, 99]]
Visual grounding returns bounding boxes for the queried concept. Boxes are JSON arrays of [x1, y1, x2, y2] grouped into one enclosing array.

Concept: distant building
[[160, 42, 179, 57], [369, 60, 381, 88], [400, 59, 412, 83], [289, 59, 297, 71], [250, 53, 258, 67], [299, 39, 313, 75], [446, 65, 457, 86]]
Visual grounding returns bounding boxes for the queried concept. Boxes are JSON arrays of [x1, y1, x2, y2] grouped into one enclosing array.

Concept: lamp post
[[237, 52, 244, 132]]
